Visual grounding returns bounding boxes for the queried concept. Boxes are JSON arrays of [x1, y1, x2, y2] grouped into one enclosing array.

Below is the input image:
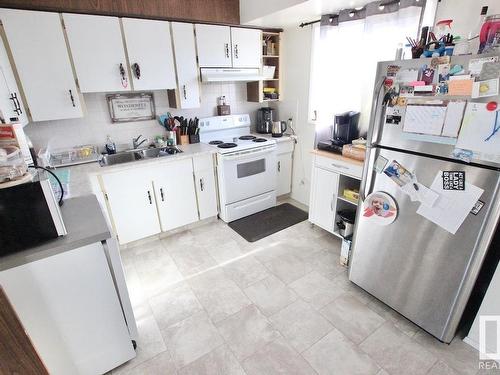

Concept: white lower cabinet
[[100, 156, 217, 244], [277, 152, 292, 196], [152, 159, 198, 232], [309, 166, 339, 232], [193, 155, 218, 220], [102, 168, 161, 244]]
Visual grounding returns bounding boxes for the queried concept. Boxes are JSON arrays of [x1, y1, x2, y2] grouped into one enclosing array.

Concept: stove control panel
[[199, 114, 250, 132]]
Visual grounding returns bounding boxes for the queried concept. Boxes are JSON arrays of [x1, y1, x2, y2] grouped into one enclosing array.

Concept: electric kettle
[[272, 121, 287, 138]]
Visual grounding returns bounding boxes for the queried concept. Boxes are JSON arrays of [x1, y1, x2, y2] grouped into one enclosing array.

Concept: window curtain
[[310, 0, 425, 133]]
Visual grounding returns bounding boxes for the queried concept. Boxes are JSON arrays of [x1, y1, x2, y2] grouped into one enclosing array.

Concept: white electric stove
[[199, 115, 277, 222]]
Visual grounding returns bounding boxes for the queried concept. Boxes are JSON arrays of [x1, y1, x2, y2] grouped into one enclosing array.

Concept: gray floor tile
[[413, 331, 480, 375], [189, 269, 251, 323], [223, 255, 270, 289], [360, 322, 438, 375], [169, 244, 217, 277], [242, 337, 317, 375], [264, 252, 314, 284], [306, 248, 345, 279], [205, 238, 245, 264], [162, 312, 224, 369], [243, 275, 298, 316], [366, 298, 420, 338], [428, 360, 459, 375], [149, 282, 203, 330], [270, 299, 333, 353], [177, 345, 245, 375], [216, 304, 281, 361], [289, 271, 345, 310], [302, 328, 380, 375], [116, 351, 177, 375], [320, 293, 386, 344]]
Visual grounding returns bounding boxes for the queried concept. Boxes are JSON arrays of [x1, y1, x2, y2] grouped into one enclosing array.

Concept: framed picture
[[107, 92, 155, 123]]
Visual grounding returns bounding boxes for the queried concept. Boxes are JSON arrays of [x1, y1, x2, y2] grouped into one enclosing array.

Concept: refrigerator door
[[349, 147, 500, 342], [367, 54, 499, 169]]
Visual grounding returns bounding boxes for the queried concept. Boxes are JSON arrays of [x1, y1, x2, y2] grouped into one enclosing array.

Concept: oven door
[[219, 145, 277, 204]]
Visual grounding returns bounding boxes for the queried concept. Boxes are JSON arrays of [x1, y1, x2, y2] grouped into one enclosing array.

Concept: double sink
[[99, 146, 183, 166]]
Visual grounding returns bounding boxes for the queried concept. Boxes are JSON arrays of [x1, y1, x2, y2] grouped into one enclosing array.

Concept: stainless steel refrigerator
[[349, 54, 500, 343]]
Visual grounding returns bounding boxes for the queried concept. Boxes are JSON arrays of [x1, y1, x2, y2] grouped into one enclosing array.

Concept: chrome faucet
[[132, 134, 147, 149]]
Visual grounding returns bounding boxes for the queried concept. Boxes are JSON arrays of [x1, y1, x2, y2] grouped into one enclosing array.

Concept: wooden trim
[[0, 286, 49, 374]]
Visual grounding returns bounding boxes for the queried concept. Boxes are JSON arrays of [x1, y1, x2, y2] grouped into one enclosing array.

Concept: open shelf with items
[[247, 31, 282, 103]]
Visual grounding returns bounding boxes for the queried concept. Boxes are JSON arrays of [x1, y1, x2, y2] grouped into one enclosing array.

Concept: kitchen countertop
[[0, 195, 111, 272], [311, 149, 365, 167]]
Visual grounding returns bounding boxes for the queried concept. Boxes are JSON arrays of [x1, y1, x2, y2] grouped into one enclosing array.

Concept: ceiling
[[241, 0, 375, 28]]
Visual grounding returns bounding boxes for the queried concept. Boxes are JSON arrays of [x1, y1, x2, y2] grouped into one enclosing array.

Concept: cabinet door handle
[[312, 110, 317, 121], [69, 90, 75, 107], [132, 62, 141, 79], [330, 197, 334, 211], [331, 163, 348, 170], [119, 63, 128, 88], [183, 85, 187, 100], [234, 44, 239, 59], [225, 43, 229, 58], [10, 92, 22, 115], [160, 187, 164, 201], [200, 178, 204, 192], [147, 190, 152, 204], [278, 161, 281, 172]]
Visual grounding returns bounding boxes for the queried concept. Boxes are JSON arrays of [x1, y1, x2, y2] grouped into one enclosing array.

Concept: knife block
[[179, 135, 189, 145], [189, 134, 200, 144]]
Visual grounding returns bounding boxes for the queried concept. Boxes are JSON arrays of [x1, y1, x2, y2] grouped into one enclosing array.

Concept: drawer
[[276, 139, 294, 154], [314, 154, 362, 179], [192, 154, 214, 172]]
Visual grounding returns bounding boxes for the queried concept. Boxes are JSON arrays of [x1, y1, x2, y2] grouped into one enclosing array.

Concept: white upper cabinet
[[0, 9, 83, 122], [122, 18, 176, 91], [0, 37, 28, 125], [170, 22, 200, 109], [231, 28, 262, 68], [195, 24, 232, 68], [63, 13, 130, 93]]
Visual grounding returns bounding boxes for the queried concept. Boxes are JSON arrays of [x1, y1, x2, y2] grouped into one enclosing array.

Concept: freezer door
[[349, 147, 500, 342], [367, 54, 499, 169]]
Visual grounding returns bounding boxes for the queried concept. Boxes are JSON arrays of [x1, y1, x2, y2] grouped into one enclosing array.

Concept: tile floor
[[112, 216, 496, 375]]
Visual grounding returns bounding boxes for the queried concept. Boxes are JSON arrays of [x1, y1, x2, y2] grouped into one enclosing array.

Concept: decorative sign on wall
[[107, 93, 155, 123]]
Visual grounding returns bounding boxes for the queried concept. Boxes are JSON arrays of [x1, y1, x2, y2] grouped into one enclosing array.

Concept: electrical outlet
[[300, 178, 305, 185]]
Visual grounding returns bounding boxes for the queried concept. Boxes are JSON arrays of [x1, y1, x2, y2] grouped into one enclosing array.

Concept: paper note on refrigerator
[[455, 102, 500, 163], [416, 171, 484, 234], [403, 103, 447, 136], [441, 101, 466, 137]]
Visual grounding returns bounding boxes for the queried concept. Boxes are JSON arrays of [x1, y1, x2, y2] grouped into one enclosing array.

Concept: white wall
[[24, 82, 262, 151], [273, 26, 315, 207], [465, 262, 500, 352], [435, 0, 500, 40], [239, 0, 306, 25]]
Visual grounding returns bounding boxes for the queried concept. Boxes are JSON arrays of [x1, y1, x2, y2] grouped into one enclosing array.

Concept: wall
[[272, 26, 314, 207], [434, 0, 500, 40], [239, 0, 305, 25], [24, 83, 262, 151], [0, 0, 240, 24]]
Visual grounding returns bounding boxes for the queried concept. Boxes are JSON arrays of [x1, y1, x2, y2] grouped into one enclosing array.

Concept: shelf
[[263, 55, 279, 58], [263, 98, 280, 102], [263, 31, 280, 36], [338, 196, 358, 206]]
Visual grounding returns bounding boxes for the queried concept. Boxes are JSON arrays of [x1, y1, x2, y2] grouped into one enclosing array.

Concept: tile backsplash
[[24, 82, 264, 151]]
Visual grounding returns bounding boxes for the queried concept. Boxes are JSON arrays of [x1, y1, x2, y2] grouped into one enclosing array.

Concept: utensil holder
[[189, 134, 200, 144], [180, 135, 189, 145], [166, 131, 176, 146]]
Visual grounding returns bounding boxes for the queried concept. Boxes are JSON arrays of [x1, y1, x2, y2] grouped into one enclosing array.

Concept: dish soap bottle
[[105, 135, 116, 155]]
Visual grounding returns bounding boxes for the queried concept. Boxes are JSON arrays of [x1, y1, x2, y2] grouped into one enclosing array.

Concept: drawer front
[[193, 154, 214, 172], [276, 139, 294, 154], [314, 155, 362, 179]]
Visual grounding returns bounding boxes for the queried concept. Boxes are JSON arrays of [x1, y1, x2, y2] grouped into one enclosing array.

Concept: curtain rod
[[299, 19, 320, 28]]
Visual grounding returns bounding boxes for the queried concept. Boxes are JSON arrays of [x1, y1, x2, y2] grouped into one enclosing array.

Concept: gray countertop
[[0, 195, 111, 272]]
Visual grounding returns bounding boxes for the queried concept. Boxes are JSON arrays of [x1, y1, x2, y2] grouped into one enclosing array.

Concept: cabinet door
[[230, 28, 262, 68], [152, 159, 199, 231], [195, 24, 232, 67], [193, 156, 218, 220], [0, 9, 83, 121], [102, 169, 160, 244], [0, 37, 27, 125], [277, 152, 292, 196], [122, 18, 176, 90], [171, 23, 200, 109], [63, 13, 130, 93], [309, 167, 338, 233]]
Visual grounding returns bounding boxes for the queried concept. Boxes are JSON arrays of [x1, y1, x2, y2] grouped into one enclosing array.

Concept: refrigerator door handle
[[367, 76, 386, 147], [359, 147, 378, 202]]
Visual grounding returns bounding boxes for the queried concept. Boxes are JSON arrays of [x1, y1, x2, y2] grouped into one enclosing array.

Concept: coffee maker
[[256, 108, 274, 134], [317, 111, 360, 154]]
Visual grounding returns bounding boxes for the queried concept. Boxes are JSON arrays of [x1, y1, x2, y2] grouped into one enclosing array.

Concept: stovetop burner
[[209, 140, 224, 145], [253, 138, 267, 143], [239, 135, 256, 140], [218, 143, 238, 149]]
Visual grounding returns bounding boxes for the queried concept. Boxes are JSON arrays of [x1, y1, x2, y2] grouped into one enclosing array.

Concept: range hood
[[200, 68, 262, 82]]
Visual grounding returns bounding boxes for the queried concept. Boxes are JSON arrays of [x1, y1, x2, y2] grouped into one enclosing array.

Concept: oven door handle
[[221, 146, 276, 161]]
